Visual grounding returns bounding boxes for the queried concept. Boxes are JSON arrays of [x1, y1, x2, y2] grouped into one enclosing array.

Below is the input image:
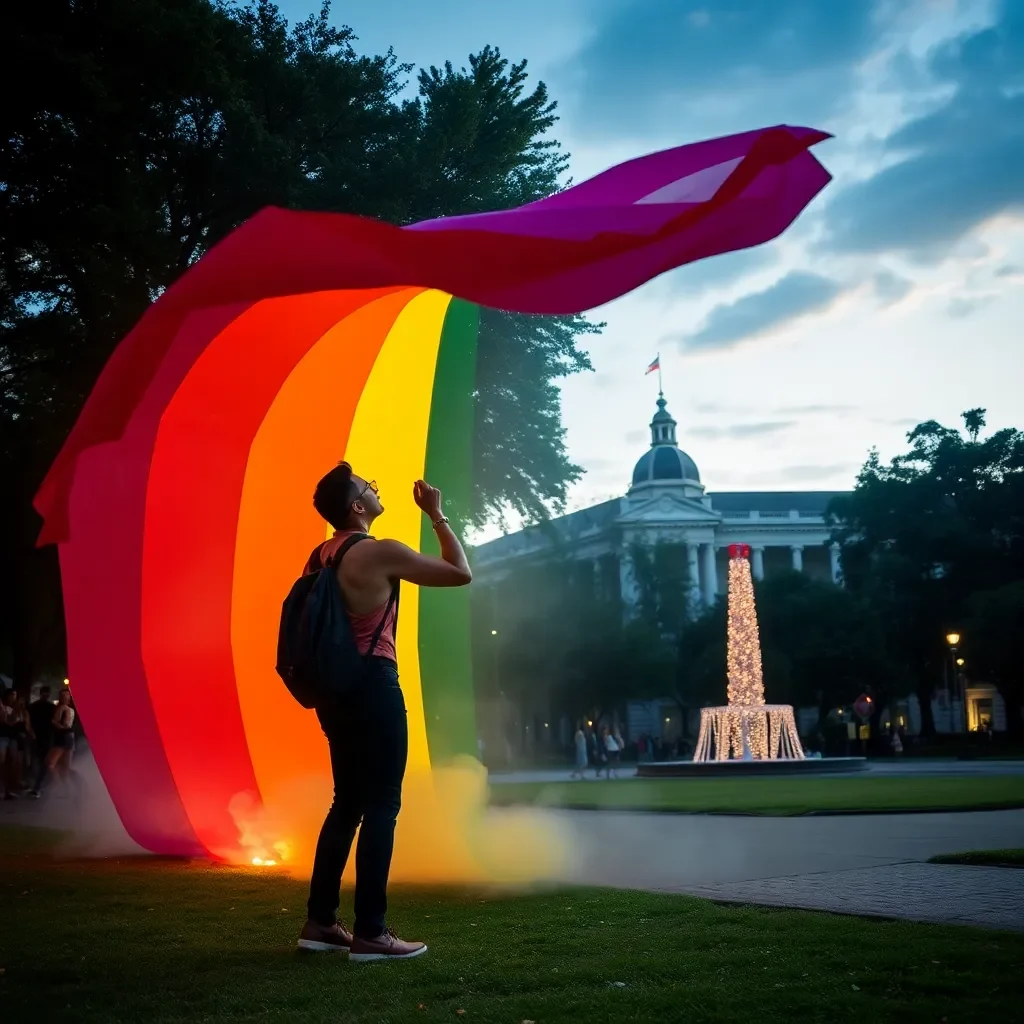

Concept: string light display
[[693, 544, 805, 762], [726, 546, 765, 707]]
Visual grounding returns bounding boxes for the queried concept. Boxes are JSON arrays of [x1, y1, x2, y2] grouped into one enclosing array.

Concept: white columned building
[[829, 543, 842, 584], [751, 545, 765, 581], [701, 542, 717, 607], [791, 545, 804, 572], [475, 393, 846, 609]]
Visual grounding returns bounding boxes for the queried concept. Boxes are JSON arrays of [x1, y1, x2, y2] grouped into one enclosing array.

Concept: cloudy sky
[[281, 0, 1023, 515]]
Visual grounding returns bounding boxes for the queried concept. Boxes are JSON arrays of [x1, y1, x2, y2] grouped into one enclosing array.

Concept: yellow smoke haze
[[228, 758, 569, 884]]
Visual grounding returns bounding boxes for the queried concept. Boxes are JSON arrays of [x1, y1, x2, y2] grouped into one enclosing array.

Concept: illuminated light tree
[[726, 548, 766, 707], [693, 545, 804, 762]]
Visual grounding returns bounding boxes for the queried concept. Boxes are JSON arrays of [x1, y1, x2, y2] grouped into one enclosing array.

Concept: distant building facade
[[473, 394, 1007, 745], [475, 393, 843, 607]]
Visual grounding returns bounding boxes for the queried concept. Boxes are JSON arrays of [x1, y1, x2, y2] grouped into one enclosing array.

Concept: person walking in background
[[11, 695, 33, 794], [45, 689, 78, 791], [0, 690, 17, 799], [890, 727, 903, 756], [28, 686, 54, 797], [588, 725, 606, 779], [570, 722, 589, 780], [602, 725, 621, 779]]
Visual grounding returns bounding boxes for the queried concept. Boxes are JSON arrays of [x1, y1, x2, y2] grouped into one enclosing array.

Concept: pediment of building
[[617, 489, 721, 525]]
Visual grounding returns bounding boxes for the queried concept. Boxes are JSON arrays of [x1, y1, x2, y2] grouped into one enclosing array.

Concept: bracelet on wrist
[[432, 516, 450, 529]]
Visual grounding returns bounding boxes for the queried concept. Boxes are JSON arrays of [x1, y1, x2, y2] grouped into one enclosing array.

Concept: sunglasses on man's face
[[355, 479, 378, 502]]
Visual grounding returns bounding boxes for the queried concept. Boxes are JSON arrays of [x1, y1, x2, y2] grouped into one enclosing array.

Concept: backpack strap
[[366, 581, 400, 658], [305, 534, 368, 575], [325, 533, 370, 569], [326, 534, 399, 659]]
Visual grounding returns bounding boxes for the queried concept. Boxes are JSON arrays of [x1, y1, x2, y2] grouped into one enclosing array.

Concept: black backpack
[[276, 534, 399, 709]]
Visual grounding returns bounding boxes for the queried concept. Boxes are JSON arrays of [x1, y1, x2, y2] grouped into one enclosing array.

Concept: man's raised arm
[[371, 480, 472, 587]]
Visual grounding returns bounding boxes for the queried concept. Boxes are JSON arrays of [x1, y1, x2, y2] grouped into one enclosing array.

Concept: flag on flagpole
[[645, 355, 660, 375]]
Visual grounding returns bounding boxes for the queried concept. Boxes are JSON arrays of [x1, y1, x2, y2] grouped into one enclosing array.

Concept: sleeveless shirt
[[304, 532, 398, 663]]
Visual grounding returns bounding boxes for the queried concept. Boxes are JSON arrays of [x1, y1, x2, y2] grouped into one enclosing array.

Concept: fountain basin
[[637, 757, 868, 778]]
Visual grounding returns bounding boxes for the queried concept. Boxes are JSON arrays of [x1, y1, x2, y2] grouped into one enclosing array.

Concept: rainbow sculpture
[[33, 126, 831, 860]]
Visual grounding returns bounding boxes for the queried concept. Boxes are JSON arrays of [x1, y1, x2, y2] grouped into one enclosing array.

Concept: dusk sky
[[281, 0, 1023, 519]]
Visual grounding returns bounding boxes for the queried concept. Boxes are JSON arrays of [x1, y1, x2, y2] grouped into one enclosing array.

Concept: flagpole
[[657, 353, 663, 396]]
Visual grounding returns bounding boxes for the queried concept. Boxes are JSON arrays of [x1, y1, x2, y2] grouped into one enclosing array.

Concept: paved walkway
[[4, 756, 1023, 929], [544, 807, 1024, 930]]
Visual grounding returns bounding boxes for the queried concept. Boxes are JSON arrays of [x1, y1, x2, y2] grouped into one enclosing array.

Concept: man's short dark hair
[[313, 462, 356, 531]]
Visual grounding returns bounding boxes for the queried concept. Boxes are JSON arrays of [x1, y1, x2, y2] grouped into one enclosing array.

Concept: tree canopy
[[828, 409, 1024, 735], [1, 0, 601, 685]]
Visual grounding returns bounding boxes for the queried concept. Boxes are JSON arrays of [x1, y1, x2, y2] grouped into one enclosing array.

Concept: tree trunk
[[817, 695, 832, 733], [915, 674, 936, 738], [869, 703, 886, 755], [997, 684, 1023, 739], [672, 697, 692, 738]]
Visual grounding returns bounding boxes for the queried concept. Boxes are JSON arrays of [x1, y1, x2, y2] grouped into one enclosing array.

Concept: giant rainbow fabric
[[34, 125, 831, 859]]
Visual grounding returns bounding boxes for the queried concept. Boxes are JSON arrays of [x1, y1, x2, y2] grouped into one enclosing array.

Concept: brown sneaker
[[349, 927, 427, 962], [297, 919, 353, 953]]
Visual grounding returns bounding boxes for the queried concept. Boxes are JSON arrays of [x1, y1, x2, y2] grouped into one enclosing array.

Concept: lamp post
[[945, 632, 966, 733], [490, 627, 499, 688], [489, 586, 501, 694], [487, 586, 507, 763]]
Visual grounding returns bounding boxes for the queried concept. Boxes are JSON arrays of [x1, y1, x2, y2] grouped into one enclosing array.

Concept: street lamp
[[946, 632, 967, 733], [488, 588, 500, 691]]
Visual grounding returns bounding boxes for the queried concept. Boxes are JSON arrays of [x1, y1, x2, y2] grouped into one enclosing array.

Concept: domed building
[[474, 391, 846, 612], [473, 396, 1001, 748]]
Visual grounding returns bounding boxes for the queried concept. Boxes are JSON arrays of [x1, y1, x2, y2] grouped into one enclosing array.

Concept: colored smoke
[[28, 746, 568, 888], [227, 757, 570, 884]]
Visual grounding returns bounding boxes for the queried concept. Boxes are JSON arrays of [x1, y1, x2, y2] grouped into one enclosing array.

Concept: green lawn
[[3, 826, 1024, 1023], [488, 774, 1024, 815], [929, 848, 1024, 868]]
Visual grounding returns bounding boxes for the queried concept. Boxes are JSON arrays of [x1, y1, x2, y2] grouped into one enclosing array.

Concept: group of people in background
[[572, 721, 626, 779], [570, 725, 694, 778], [636, 733, 690, 762], [0, 685, 77, 800]]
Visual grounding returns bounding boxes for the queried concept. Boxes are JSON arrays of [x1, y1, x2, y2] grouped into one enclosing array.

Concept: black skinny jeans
[[307, 657, 408, 938]]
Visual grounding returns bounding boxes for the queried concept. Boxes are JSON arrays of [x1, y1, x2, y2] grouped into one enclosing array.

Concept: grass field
[[929, 848, 1024, 868], [487, 774, 1024, 815], [3, 826, 1024, 1023]]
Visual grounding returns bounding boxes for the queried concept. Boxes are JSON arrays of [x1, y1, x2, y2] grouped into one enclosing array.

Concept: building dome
[[629, 393, 702, 488], [631, 445, 701, 485]]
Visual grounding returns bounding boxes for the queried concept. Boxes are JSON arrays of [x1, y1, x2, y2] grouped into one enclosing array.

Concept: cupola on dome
[[630, 394, 701, 486]]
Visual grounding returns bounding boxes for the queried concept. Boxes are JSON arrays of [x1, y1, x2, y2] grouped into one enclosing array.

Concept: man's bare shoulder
[[350, 536, 410, 553], [344, 536, 412, 569]]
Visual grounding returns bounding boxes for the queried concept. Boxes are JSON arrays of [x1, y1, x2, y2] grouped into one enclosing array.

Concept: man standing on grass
[[296, 462, 472, 962]]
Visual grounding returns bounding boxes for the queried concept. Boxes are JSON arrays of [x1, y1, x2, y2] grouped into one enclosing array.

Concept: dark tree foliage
[[474, 544, 674, 734], [1, 1, 601, 685], [629, 541, 692, 636], [828, 409, 1024, 736]]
